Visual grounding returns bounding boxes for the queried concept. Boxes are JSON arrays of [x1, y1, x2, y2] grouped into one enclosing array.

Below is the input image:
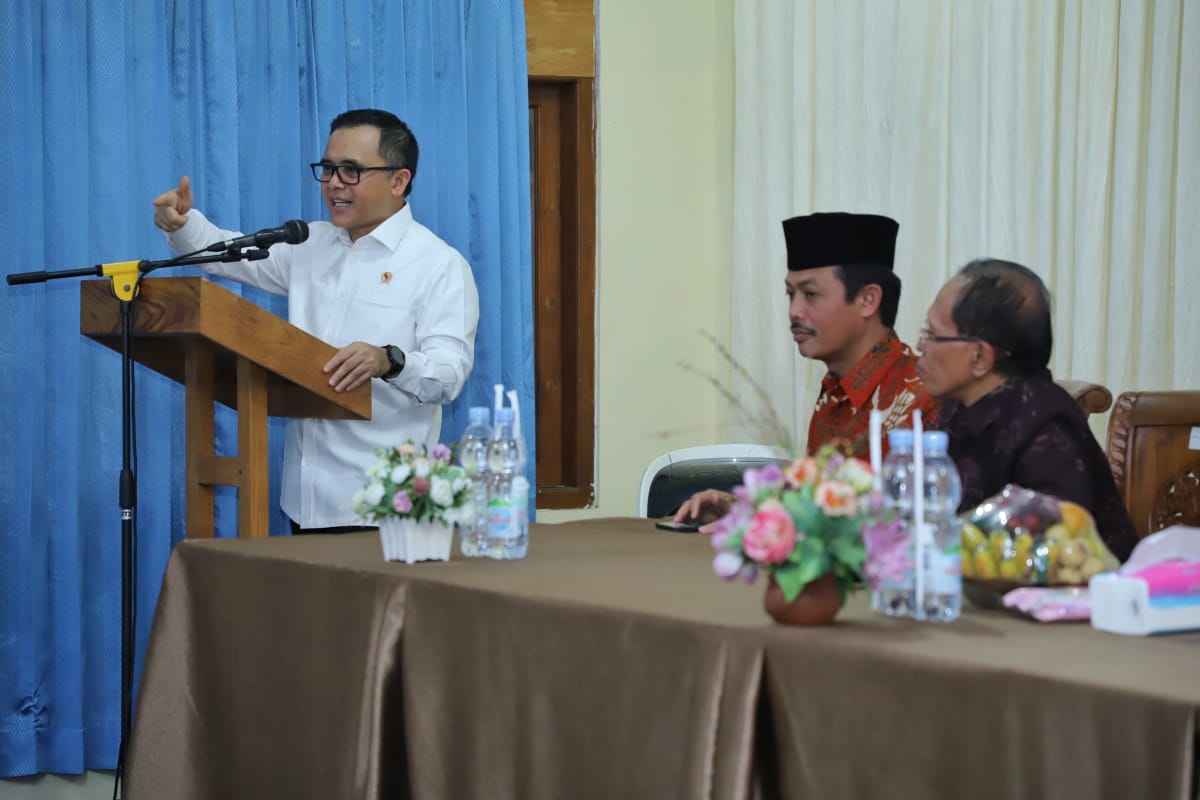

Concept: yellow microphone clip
[[100, 261, 143, 302]]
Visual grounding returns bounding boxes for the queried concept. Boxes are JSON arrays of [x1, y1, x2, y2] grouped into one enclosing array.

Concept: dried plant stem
[[678, 330, 796, 453]]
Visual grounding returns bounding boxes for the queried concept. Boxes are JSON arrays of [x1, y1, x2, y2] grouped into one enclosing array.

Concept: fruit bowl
[[962, 577, 1028, 610], [959, 485, 1118, 609], [962, 577, 1086, 610]]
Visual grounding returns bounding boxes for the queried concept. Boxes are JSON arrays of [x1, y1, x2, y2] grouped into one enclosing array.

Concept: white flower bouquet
[[354, 441, 473, 562]]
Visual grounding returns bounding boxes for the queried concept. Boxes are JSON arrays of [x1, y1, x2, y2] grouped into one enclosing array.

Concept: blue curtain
[[0, 0, 532, 777]]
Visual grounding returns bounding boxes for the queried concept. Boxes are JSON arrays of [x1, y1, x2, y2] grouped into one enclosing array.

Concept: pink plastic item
[[1002, 586, 1091, 622]]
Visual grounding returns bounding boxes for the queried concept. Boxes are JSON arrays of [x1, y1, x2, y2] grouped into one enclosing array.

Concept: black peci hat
[[781, 212, 899, 271]]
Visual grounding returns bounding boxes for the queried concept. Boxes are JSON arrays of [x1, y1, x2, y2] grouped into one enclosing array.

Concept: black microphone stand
[[6, 248, 269, 797]]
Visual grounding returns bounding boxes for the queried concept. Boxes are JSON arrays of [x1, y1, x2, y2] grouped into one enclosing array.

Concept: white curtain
[[730, 0, 1199, 451]]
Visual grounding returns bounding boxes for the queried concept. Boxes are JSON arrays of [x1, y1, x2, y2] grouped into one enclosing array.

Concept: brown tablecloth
[[125, 518, 1200, 799]]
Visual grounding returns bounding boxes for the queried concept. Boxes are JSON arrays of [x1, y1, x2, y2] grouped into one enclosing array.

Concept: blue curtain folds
[[0, 0, 532, 776]]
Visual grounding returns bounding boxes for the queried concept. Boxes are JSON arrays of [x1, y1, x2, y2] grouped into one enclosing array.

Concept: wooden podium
[[79, 277, 371, 538]]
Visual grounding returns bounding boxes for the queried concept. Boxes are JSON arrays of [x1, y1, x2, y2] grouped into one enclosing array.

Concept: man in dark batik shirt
[[916, 259, 1138, 561], [675, 212, 938, 527]]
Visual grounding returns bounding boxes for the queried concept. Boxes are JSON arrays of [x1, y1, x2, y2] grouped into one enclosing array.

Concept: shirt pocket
[[355, 281, 406, 309]]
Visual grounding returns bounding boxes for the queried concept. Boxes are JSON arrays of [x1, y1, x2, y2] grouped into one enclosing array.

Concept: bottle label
[[487, 501, 516, 544], [487, 498, 526, 541], [921, 533, 962, 594]]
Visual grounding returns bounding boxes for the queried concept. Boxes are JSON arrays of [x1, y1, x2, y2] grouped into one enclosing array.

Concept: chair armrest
[[1056, 379, 1114, 415]]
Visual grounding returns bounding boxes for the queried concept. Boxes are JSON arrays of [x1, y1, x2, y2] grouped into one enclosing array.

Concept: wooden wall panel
[[526, 0, 595, 78]]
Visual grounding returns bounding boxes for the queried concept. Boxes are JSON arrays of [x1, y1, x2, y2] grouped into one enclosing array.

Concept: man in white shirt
[[153, 109, 480, 533]]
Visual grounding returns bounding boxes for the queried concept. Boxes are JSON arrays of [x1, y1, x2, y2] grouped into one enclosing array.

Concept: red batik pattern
[[807, 331, 940, 457]]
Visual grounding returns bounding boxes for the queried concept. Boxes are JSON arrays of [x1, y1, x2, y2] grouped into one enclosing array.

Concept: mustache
[[790, 323, 816, 335]]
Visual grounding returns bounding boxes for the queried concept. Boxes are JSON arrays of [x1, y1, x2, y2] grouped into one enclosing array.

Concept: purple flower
[[861, 518, 913, 590], [392, 491, 413, 514], [742, 463, 785, 496], [710, 500, 753, 550], [430, 443, 452, 463], [713, 551, 745, 579], [821, 453, 846, 481]]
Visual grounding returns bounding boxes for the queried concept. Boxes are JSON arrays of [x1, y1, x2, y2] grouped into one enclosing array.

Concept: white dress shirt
[[167, 204, 479, 528]]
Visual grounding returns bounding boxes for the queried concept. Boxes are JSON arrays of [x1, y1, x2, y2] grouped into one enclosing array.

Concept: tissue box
[[1089, 526, 1200, 636]]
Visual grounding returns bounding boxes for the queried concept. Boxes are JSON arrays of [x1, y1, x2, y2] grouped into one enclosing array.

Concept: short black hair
[[330, 109, 419, 197], [833, 264, 901, 327], [951, 258, 1052, 377]]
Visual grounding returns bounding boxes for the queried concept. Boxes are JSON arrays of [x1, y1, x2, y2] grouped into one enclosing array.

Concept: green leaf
[[787, 537, 822, 566], [773, 566, 806, 603], [828, 537, 866, 570], [783, 487, 821, 534], [726, 530, 745, 551], [794, 552, 829, 585], [824, 515, 858, 542]]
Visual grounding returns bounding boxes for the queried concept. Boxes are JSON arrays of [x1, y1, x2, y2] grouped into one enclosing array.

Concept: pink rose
[[412, 476, 431, 494], [742, 500, 797, 565], [392, 490, 413, 514]]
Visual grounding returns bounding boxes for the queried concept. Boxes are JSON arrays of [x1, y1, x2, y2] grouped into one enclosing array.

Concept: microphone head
[[283, 219, 309, 245]]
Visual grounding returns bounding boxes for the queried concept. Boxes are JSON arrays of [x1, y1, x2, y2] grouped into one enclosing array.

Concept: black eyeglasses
[[310, 161, 403, 185], [916, 327, 985, 347]]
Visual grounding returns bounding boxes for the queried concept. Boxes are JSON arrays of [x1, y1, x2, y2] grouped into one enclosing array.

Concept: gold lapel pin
[[381, 271, 393, 284]]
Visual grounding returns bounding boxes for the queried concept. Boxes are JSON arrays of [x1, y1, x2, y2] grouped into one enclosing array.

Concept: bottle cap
[[495, 407, 516, 423], [469, 406, 490, 424], [887, 428, 914, 450], [922, 430, 949, 452]]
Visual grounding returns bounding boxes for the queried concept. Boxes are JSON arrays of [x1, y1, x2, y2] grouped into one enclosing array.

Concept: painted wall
[[540, 0, 737, 522]]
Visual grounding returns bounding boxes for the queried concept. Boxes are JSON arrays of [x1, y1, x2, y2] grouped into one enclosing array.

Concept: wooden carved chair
[[1056, 379, 1114, 417], [1105, 391, 1200, 540]]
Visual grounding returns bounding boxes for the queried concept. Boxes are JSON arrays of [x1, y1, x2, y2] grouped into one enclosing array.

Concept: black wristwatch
[[382, 345, 406, 380]]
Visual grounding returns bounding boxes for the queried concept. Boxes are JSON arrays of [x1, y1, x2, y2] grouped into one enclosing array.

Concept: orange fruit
[[1058, 502, 1092, 534]]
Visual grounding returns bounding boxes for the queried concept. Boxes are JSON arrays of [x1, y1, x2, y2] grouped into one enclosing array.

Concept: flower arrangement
[[353, 441, 473, 528], [710, 443, 875, 604]]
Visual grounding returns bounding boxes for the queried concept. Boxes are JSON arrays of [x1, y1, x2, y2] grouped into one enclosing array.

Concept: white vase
[[378, 518, 454, 564]]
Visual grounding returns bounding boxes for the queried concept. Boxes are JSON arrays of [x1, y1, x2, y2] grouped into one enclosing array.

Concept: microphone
[[206, 220, 309, 252]]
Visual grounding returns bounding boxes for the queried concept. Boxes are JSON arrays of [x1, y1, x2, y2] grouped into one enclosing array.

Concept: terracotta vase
[[763, 573, 841, 625]]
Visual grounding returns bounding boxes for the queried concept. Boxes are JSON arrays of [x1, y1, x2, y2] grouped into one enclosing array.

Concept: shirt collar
[[820, 330, 907, 409], [334, 202, 413, 251], [945, 379, 1015, 437], [947, 368, 1055, 437]]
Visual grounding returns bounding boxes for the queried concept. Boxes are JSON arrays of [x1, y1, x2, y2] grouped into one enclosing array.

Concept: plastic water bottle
[[873, 429, 916, 616], [485, 407, 528, 559], [457, 406, 492, 557], [915, 431, 963, 622]]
